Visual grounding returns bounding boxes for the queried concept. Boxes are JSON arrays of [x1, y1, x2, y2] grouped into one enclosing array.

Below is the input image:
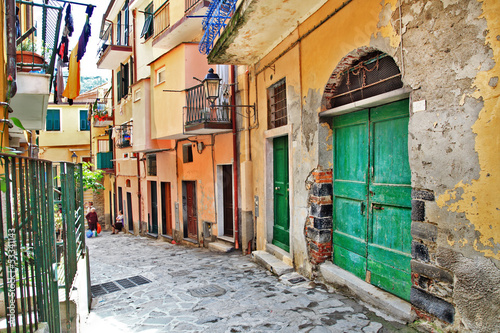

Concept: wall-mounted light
[[202, 68, 221, 105], [71, 152, 78, 164]]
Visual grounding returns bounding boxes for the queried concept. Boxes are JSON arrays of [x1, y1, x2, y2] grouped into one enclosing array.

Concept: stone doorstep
[[208, 241, 234, 253], [252, 250, 294, 276], [320, 262, 414, 324]]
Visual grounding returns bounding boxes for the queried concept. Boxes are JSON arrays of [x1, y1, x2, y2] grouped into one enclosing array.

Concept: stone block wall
[[305, 169, 333, 272], [410, 189, 455, 324]]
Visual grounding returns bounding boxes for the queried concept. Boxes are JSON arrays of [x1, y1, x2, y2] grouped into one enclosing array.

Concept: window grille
[[147, 154, 157, 176], [183, 144, 193, 163], [329, 52, 403, 108], [267, 79, 287, 129]]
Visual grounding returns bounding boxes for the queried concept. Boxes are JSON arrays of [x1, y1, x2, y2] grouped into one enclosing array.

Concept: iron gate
[[0, 155, 85, 332]]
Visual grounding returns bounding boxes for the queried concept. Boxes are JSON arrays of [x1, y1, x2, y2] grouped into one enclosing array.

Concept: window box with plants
[[16, 39, 47, 73]]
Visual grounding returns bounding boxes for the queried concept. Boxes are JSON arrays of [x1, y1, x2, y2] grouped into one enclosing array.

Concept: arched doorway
[[321, 50, 411, 301]]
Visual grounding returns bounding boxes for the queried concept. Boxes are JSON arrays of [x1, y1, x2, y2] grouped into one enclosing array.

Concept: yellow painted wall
[[39, 103, 92, 147], [150, 43, 213, 139], [437, 0, 500, 260]]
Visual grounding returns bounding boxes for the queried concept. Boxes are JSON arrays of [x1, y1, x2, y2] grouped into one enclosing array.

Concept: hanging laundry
[[77, 6, 94, 62], [56, 58, 64, 103], [62, 44, 80, 102], [65, 4, 74, 37], [77, 18, 91, 62], [57, 4, 73, 63]]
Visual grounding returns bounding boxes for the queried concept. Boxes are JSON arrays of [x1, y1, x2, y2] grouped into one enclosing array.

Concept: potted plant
[[16, 39, 46, 72]]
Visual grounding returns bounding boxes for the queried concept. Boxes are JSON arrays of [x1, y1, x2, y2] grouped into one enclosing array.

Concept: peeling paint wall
[[226, 0, 499, 329]]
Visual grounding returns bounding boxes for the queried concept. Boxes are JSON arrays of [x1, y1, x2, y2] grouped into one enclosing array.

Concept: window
[[123, 1, 129, 46], [183, 144, 193, 163], [46, 109, 61, 131], [267, 78, 287, 129], [98, 139, 109, 153], [140, 2, 154, 40], [117, 58, 133, 102], [147, 154, 157, 176], [134, 88, 141, 102], [117, 11, 122, 45], [156, 67, 165, 85], [80, 110, 90, 131]]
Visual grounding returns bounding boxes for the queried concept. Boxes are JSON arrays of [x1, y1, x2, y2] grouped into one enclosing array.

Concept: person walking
[[86, 207, 98, 233]]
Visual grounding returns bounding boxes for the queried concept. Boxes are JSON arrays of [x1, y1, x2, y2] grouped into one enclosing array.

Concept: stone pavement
[[81, 231, 418, 332]]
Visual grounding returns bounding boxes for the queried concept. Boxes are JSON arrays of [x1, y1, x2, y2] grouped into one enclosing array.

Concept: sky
[[67, 0, 111, 78]]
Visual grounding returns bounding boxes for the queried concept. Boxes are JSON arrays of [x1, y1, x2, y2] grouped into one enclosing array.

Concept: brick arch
[[321, 46, 385, 111]]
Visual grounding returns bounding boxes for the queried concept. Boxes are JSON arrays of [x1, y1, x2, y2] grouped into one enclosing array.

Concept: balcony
[[183, 84, 232, 134], [152, 0, 210, 52], [97, 23, 132, 70], [96, 151, 113, 169], [116, 124, 133, 148], [207, 0, 328, 64], [92, 97, 113, 127], [10, 0, 63, 138]]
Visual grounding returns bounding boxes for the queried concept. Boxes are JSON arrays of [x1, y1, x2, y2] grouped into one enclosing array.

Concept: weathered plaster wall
[[240, 0, 499, 329], [385, 0, 500, 330]]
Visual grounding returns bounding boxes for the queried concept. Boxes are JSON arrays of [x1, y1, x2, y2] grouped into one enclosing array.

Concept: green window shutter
[[80, 110, 89, 131], [46, 109, 60, 131], [117, 70, 122, 101], [54, 111, 60, 131], [46, 111, 53, 131]]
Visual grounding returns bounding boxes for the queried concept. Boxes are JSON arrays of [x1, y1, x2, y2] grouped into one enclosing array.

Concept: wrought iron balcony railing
[[185, 0, 201, 12], [153, 1, 170, 39], [183, 84, 232, 133], [97, 23, 132, 59], [15, 0, 63, 82], [116, 124, 133, 148]]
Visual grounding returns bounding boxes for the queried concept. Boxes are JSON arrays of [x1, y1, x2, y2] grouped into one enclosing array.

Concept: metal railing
[[15, 0, 63, 85], [0, 155, 86, 332], [116, 125, 133, 148], [185, 0, 201, 12], [184, 84, 231, 125], [154, 1, 170, 38], [199, 0, 237, 55], [97, 23, 132, 59]]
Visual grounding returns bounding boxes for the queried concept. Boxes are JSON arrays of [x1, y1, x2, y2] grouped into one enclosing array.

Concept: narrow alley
[[82, 232, 416, 332]]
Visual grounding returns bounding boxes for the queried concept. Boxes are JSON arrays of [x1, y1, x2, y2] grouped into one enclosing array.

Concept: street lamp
[[71, 152, 78, 164], [202, 68, 221, 105]]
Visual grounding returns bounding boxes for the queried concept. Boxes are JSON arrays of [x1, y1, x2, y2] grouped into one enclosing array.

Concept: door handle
[[275, 186, 280, 190], [372, 205, 384, 210], [360, 202, 365, 215]]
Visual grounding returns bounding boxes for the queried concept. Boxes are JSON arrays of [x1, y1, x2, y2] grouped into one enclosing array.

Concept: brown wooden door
[[223, 165, 233, 237], [161, 182, 172, 236], [185, 181, 198, 240]]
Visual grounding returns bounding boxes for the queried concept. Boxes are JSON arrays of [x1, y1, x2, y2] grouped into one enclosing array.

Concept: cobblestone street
[[82, 232, 417, 332]]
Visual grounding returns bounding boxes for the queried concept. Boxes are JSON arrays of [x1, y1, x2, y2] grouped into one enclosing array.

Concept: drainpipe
[[6, 0, 17, 98], [132, 9, 141, 233], [136, 154, 142, 233], [231, 65, 239, 250], [132, 10, 137, 82]]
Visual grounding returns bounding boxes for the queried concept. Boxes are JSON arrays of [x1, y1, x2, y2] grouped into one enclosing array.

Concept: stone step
[[208, 241, 234, 253], [252, 250, 294, 276]]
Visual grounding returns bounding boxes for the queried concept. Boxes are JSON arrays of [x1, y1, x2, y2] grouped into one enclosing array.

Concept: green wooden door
[[273, 136, 290, 252], [332, 110, 369, 279], [332, 99, 411, 300]]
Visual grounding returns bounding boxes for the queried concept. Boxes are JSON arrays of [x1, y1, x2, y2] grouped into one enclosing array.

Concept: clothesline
[[54, 0, 96, 9]]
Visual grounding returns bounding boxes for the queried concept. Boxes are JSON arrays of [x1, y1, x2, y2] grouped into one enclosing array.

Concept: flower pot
[[16, 51, 45, 72]]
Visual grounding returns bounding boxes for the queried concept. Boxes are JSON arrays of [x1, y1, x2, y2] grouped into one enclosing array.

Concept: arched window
[[329, 52, 402, 109]]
